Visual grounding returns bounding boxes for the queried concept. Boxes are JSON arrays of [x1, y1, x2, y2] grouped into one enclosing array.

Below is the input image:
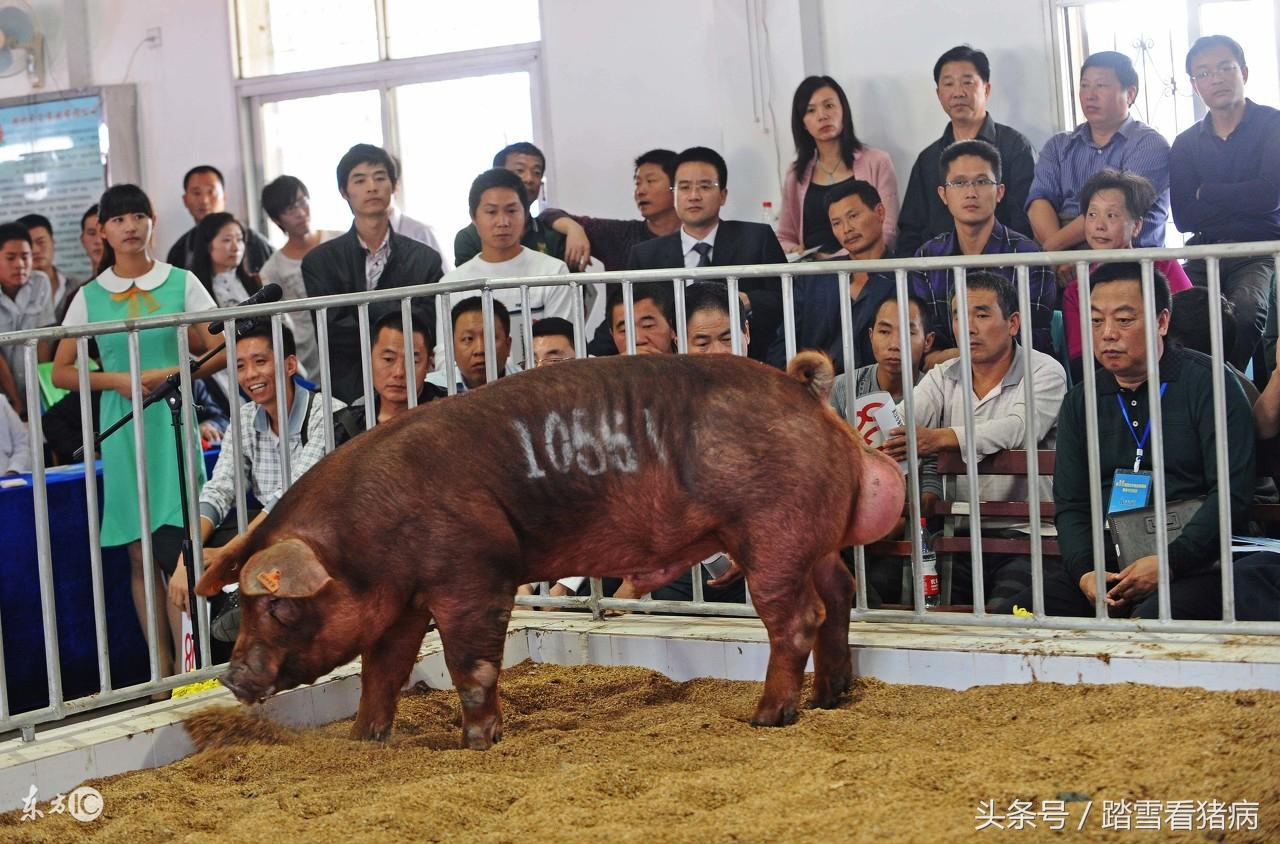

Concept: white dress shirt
[[680, 224, 719, 269]]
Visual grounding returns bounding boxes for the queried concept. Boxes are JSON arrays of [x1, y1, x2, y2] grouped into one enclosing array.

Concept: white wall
[[84, 1, 245, 252], [2, 0, 1060, 245], [539, 0, 806, 222], [820, 0, 1059, 180], [1, 0, 245, 253]]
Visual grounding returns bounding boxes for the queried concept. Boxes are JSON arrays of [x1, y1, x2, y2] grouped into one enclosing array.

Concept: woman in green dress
[[52, 185, 225, 680]]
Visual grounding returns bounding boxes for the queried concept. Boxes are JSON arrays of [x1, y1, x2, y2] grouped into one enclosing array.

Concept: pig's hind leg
[[744, 553, 827, 727], [434, 594, 515, 751], [352, 611, 436, 741], [808, 552, 854, 709]]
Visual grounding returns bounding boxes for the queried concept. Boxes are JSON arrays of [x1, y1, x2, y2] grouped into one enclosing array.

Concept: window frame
[[231, 2, 548, 238], [1046, 0, 1280, 131]]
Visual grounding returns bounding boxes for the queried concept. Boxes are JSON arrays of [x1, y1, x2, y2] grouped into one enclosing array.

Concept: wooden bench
[[863, 449, 1057, 605]]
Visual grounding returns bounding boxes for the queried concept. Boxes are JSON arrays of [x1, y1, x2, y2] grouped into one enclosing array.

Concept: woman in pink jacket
[[1062, 168, 1192, 376], [778, 75, 900, 256]]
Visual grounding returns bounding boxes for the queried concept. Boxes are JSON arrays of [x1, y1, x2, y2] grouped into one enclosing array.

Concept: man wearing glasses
[[626, 146, 786, 361], [1026, 51, 1170, 253], [1171, 34, 1280, 372], [911, 140, 1056, 369]]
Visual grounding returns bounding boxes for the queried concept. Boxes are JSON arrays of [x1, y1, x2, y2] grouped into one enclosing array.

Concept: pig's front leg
[[808, 552, 854, 709], [351, 612, 435, 741], [746, 566, 825, 727], [437, 598, 515, 750]]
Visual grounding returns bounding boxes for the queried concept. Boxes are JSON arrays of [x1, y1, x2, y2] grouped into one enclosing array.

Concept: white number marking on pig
[[571, 408, 608, 475], [643, 408, 667, 464], [513, 419, 547, 479], [601, 410, 638, 473], [513, 408, 658, 479], [544, 412, 575, 473]]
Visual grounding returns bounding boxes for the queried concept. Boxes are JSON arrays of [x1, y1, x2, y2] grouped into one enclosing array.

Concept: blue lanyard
[[1116, 382, 1169, 471]]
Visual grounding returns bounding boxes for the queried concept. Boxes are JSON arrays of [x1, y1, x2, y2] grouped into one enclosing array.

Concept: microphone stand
[[79, 334, 236, 671]]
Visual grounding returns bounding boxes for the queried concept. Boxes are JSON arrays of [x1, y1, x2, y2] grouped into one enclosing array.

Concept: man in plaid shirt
[[910, 139, 1056, 369], [168, 322, 344, 615]]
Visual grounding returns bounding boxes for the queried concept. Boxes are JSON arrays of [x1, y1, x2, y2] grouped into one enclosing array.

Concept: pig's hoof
[[461, 720, 501, 750], [351, 721, 393, 742], [809, 673, 853, 709], [749, 702, 798, 727]]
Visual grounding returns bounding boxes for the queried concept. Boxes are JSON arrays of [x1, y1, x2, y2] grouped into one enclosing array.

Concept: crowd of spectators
[[3, 35, 1279, 677]]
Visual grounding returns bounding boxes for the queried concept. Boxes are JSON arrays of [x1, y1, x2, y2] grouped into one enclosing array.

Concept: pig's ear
[[240, 538, 333, 599], [195, 546, 245, 597]]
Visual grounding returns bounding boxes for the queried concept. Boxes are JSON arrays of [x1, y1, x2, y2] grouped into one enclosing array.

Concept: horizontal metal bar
[[5, 240, 1279, 347], [513, 592, 1280, 635], [0, 664, 227, 735]]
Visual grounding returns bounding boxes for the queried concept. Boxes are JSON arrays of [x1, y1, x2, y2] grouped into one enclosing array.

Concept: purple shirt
[[910, 221, 1056, 355], [1026, 116, 1171, 247], [1169, 99, 1280, 244]]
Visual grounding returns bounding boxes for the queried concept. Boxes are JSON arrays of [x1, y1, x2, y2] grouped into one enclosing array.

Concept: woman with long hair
[[189, 211, 262, 307], [51, 184, 224, 682], [777, 76, 900, 257]]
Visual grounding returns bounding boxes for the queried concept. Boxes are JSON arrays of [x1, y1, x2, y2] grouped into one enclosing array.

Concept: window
[[234, 1, 543, 251], [234, 0, 540, 77], [1051, 0, 1280, 240], [1053, 0, 1279, 136]]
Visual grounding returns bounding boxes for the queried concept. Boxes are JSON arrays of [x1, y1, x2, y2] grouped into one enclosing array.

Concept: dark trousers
[[947, 530, 1035, 612], [1185, 256, 1276, 371], [1008, 562, 1231, 620], [1234, 552, 1280, 621]]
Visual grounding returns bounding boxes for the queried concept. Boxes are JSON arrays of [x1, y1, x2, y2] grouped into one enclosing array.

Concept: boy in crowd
[[17, 213, 83, 321], [335, 311, 446, 442], [434, 169, 571, 371], [429, 298, 517, 393], [0, 223, 54, 418], [454, 142, 566, 267], [830, 292, 942, 605], [302, 144, 443, 403], [169, 324, 344, 633], [531, 317, 577, 367]]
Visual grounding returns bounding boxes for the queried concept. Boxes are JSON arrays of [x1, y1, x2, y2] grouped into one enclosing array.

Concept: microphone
[[208, 284, 284, 334]]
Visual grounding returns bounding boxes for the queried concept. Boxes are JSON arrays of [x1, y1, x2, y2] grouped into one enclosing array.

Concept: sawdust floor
[[3, 661, 1278, 843]]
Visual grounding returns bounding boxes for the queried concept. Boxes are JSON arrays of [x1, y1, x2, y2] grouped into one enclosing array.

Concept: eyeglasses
[[672, 180, 721, 195], [534, 354, 572, 366], [1191, 63, 1241, 82], [944, 177, 999, 190], [282, 196, 310, 215]]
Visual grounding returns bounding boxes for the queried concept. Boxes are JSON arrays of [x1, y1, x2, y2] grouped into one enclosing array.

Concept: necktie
[[692, 242, 712, 267]]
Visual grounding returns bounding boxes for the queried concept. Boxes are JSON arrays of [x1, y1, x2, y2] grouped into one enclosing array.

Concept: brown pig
[[196, 350, 904, 749]]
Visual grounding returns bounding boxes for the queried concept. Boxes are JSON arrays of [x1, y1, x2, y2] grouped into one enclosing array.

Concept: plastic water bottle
[[760, 201, 775, 229], [920, 519, 940, 608]]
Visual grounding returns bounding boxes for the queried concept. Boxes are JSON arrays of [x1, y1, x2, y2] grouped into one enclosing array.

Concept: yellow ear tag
[[257, 568, 282, 594]]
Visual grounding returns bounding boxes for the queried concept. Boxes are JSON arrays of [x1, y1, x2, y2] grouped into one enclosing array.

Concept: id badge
[[1108, 470, 1153, 514]]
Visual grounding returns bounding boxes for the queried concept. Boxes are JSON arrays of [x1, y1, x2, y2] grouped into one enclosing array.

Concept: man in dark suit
[[302, 144, 443, 403], [626, 147, 785, 361]]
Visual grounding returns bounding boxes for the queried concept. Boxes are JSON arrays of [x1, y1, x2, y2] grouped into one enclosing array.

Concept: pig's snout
[[221, 662, 276, 705]]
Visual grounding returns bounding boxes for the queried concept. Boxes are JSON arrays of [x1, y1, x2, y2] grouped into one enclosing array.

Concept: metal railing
[[2, 240, 1279, 739]]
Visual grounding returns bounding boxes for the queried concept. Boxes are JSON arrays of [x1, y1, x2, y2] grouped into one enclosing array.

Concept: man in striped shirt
[[1026, 51, 1171, 252], [168, 323, 344, 618]]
